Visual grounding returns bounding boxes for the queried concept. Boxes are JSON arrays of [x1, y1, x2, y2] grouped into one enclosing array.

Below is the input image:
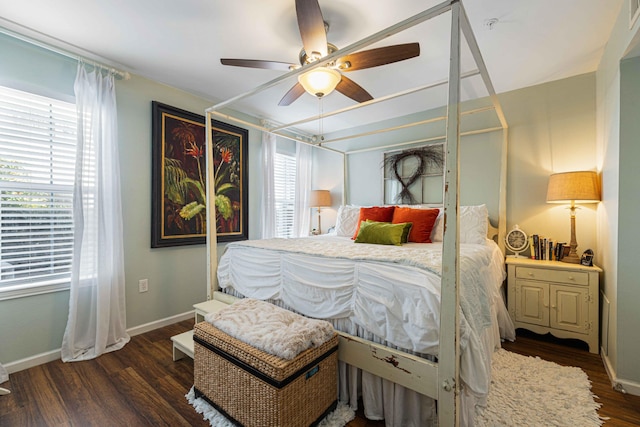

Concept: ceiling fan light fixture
[[298, 67, 341, 98]]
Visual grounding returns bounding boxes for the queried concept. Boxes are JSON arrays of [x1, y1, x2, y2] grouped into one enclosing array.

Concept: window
[[273, 152, 296, 238], [0, 85, 77, 299]]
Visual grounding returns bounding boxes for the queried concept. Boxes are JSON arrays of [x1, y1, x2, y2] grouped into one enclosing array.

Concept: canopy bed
[[202, 1, 510, 425]]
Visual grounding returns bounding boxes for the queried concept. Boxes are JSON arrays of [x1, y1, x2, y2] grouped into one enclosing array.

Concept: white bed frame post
[[205, 112, 218, 300], [438, 1, 462, 425], [458, 5, 510, 254]]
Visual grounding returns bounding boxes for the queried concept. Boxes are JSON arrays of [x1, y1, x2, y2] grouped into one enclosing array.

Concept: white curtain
[[61, 64, 129, 362], [293, 142, 312, 237], [260, 130, 276, 239]]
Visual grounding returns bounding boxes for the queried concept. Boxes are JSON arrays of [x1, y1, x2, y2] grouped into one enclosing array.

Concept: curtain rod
[[0, 19, 130, 80]]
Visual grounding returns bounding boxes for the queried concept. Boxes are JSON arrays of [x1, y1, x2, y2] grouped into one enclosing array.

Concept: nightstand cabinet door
[[515, 280, 549, 326], [550, 284, 588, 333]]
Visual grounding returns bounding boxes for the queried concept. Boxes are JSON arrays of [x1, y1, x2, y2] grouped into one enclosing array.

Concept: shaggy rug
[[186, 387, 355, 427], [475, 349, 604, 427]]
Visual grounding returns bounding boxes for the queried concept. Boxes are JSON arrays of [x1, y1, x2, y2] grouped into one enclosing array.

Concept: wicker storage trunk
[[193, 321, 338, 427]]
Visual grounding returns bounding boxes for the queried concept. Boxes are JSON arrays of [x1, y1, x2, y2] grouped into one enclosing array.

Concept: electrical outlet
[[138, 279, 149, 293]]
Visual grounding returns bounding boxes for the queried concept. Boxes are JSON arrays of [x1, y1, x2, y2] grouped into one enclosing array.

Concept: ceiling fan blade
[[278, 83, 306, 106], [295, 0, 328, 58], [335, 76, 373, 103], [221, 59, 295, 71], [336, 43, 420, 71]]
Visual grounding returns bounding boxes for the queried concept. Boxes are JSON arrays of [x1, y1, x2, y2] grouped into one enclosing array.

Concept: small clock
[[505, 225, 529, 257]]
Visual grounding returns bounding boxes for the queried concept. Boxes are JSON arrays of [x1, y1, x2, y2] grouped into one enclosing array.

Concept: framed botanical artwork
[[151, 101, 248, 247]]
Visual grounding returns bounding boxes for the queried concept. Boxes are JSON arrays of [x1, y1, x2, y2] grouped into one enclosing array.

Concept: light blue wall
[[346, 132, 502, 220], [596, 0, 640, 392], [0, 33, 263, 365], [324, 74, 597, 255], [617, 56, 640, 383], [0, 33, 76, 100], [500, 74, 598, 253]]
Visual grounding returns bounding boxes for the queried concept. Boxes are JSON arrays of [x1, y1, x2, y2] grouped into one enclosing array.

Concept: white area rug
[[186, 387, 355, 427], [475, 349, 604, 427]]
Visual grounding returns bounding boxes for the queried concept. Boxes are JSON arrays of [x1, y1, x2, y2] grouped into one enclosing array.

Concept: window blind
[[274, 153, 296, 238], [0, 85, 77, 296]]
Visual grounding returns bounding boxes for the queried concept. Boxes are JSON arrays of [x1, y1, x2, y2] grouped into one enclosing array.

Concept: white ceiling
[[0, 0, 623, 136]]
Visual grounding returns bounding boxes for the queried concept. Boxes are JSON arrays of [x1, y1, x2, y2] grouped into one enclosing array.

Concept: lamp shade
[[546, 171, 600, 204], [298, 68, 341, 98], [309, 190, 331, 208]]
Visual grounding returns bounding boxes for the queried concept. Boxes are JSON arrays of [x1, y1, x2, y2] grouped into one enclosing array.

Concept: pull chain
[[318, 96, 325, 143]]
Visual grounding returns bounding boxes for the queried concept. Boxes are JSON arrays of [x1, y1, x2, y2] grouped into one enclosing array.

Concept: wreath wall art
[[383, 145, 444, 204]]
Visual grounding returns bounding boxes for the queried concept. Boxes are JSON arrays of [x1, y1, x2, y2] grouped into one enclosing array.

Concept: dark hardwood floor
[[1, 320, 638, 426]]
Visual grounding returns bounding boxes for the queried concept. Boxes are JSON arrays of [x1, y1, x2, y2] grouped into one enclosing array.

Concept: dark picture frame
[[151, 102, 248, 247]]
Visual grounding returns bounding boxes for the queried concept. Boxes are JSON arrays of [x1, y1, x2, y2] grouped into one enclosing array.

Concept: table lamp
[[309, 190, 331, 234], [546, 171, 600, 263]]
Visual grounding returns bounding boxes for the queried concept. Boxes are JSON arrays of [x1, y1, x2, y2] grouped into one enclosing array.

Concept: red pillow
[[391, 207, 439, 243], [352, 206, 396, 239]]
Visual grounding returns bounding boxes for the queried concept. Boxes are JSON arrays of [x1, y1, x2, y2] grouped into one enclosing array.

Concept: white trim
[[4, 349, 61, 374], [126, 310, 194, 337], [630, 0, 640, 29], [0, 282, 70, 302], [0, 18, 130, 79], [4, 310, 194, 374], [601, 350, 640, 396]]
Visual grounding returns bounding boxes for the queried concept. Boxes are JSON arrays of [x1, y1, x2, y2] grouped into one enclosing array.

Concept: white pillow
[[334, 205, 361, 237], [430, 204, 488, 244]]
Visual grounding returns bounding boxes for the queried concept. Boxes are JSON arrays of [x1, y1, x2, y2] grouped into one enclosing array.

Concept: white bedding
[[217, 235, 515, 426]]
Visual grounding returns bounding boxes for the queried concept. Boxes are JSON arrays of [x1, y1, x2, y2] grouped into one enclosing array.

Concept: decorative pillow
[[354, 221, 406, 246], [430, 204, 489, 244], [391, 207, 439, 243], [430, 209, 444, 242], [351, 206, 396, 239], [334, 205, 361, 237], [366, 219, 412, 243], [460, 204, 489, 244]]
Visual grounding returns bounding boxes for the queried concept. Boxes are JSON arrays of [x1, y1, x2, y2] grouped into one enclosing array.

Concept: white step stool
[[171, 299, 230, 361]]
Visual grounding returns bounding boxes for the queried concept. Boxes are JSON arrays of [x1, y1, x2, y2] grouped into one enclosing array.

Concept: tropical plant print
[[162, 117, 242, 237]]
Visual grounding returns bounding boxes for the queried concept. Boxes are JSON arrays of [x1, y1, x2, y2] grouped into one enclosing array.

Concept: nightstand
[[505, 257, 602, 354]]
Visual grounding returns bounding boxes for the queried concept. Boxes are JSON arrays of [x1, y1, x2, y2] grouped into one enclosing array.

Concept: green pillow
[[355, 221, 409, 246], [365, 220, 412, 243]]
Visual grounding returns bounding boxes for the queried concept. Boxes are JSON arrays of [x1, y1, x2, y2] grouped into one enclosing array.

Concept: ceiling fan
[[220, 0, 420, 106]]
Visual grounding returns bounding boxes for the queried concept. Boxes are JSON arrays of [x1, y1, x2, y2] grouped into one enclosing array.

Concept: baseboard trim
[[4, 310, 194, 375], [126, 310, 194, 337], [5, 349, 61, 374], [601, 349, 640, 397]]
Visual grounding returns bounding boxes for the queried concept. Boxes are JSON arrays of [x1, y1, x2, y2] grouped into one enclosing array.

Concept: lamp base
[[561, 205, 580, 264], [561, 253, 581, 264]]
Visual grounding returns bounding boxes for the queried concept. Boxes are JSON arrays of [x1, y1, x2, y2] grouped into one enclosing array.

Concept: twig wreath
[[383, 146, 444, 204]]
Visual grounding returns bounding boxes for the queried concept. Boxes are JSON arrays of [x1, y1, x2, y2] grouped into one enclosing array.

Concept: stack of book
[[528, 234, 568, 261]]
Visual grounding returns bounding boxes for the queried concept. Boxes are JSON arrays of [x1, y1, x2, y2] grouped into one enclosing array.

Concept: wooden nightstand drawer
[[515, 267, 588, 285]]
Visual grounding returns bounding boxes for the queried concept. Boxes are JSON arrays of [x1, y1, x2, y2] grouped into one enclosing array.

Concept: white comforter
[[217, 235, 515, 426]]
